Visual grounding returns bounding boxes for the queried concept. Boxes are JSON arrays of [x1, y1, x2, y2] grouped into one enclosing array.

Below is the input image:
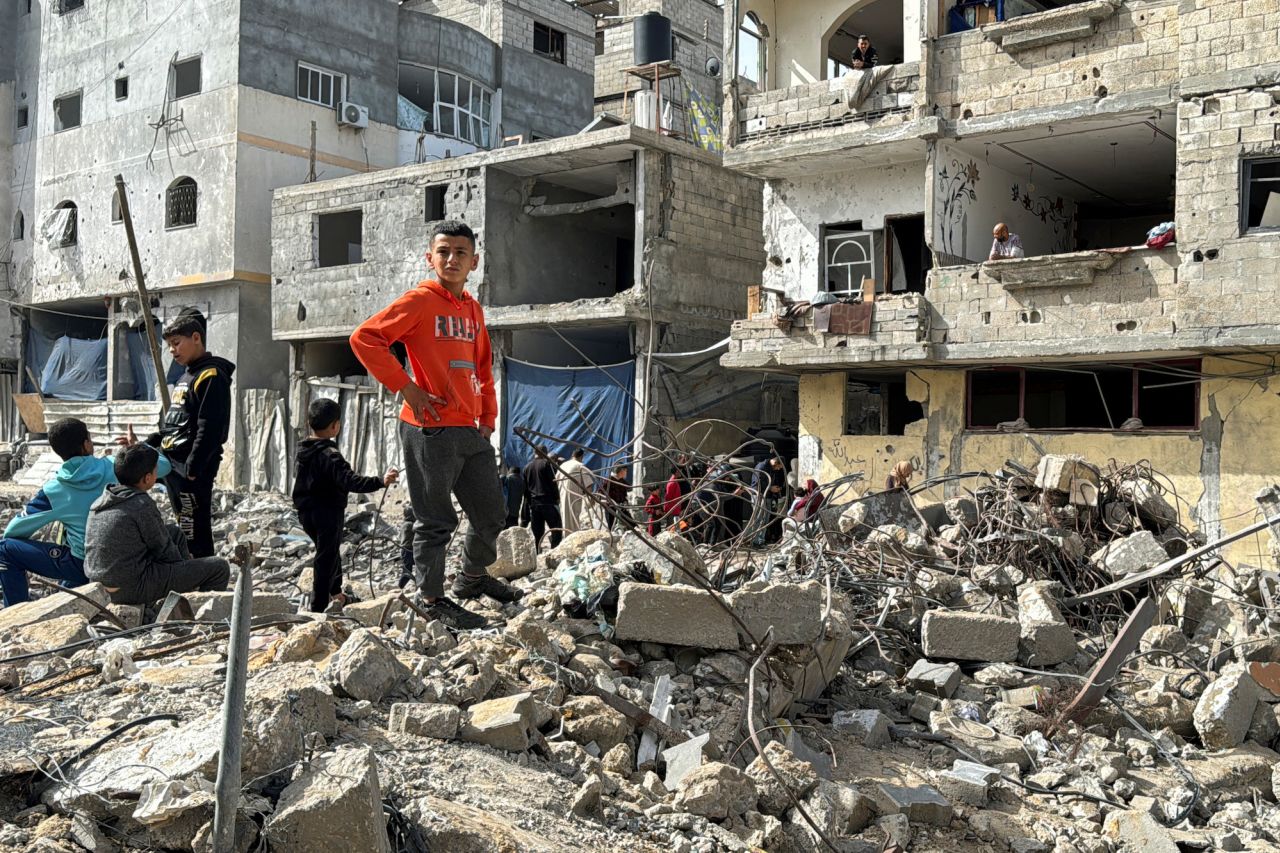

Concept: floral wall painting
[[938, 158, 980, 258], [1011, 184, 1073, 253]]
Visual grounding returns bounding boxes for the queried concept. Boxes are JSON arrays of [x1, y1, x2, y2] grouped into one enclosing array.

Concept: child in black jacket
[[293, 399, 398, 612]]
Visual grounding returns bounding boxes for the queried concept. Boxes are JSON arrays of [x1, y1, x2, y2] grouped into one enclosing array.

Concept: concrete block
[[460, 692, 539, 752], [265, 746, 391, 853], [674, 762, 758, 820], [1016, 582, 1078, 666], [1034, 454, 1100, 501], [613, 582, 738, 649], [728, 580, 823, 645], [190, 591, 293, 622], [1091, 530, 1169, 579], [0, 583, 110, 632], [832, 709, 891, 747], [909, 693, 941, 722], [250, 663, 338, 739], [560, 696, 632, 752], [327, 629, 409, 703], [662, 732, 711, 791], [935, 759, 999, 806], [388, 703, 461, 739], [745, 741, 819, 816], [1102, 810, 1179, 853], [878, 782, 954, 826], [342, 593, 400, 628], [1194, 666, 1262, 750], [905, 659, 962, 698], [490, 526, 538, 580], [921, 611, 1020, 662]]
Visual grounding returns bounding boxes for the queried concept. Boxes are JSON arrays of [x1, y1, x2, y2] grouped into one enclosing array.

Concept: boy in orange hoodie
[[350, 221, 520, 630]]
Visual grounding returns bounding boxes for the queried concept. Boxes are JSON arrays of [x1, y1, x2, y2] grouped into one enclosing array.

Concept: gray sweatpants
[[401, 422, 505, 598], [110, 525, 231, 606]]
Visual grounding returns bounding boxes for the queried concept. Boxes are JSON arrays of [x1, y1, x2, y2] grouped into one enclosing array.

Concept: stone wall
[[931, 0, 1179, 125], [735, 63, 920, 141]]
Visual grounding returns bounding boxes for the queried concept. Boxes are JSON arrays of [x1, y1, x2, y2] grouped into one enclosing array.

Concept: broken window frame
[[533, 22, 566, 64], [738, 12, 766, 87], [169, 55, 202, 101], [53, 91, 81, 132], [1241, 156, 1280, 234], [965, 361, 1201, 432], [297, 60, 346, 110], [821, 224, 883, 297], [165, 177, 198, 230], [398, 64, 493, 149], [50, 201, 78, 249], [16, 105, 28, 130], [58, 0, 84, 14], [110, 188, 123, 225]]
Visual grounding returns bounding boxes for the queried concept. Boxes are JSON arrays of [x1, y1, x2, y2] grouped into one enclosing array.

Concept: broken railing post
[[212, 560, 253, 851], [113, 174, 171, 412]]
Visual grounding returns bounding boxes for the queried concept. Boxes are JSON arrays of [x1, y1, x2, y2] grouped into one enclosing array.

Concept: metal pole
[[113, 175, 171, 412], [212, 562, 252, 851]]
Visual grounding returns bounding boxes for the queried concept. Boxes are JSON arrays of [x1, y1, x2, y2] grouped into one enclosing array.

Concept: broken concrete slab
[[388, 703, 461, 739], [264, 746, 391, 853], [560, 696, 632, 752], [459, 692, 539, 752], [341, 593, 401, 628], [327, 628, 409, 703], [1101, 809, 1179, 853], [921, 610, 1020, 662], [490, 526, 538, 580], [745, 741, 819, 816], [0, 583, 110, 633], [674, 762, 757, 820], [188, 591, 293, 622], [795, 780, 875, 846], [878, 782, 953, 826], [930, 713, 1031, 770], [1090, 530, 1169, 579], [249, 662, 338, 738], [831, 709, 890, 747], [905, 659, 961, 698], [935, 760, 1000, 806], [1016, 582, 1077, 666], [613, 582, 738, 650], [1035, 454, 1100, 501], [661, 732, 711, 791], [727, 580, 823, 646], [1194, 665, 1261, 750], [15, 614, 90, 649]]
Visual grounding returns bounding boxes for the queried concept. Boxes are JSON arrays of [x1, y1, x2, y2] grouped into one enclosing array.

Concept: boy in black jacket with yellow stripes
[[121, 307, 234, 558], [293, 398, 398, 612]]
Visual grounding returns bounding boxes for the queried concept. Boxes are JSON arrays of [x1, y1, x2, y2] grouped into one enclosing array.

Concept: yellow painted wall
[[798, 357, 1280, 564]]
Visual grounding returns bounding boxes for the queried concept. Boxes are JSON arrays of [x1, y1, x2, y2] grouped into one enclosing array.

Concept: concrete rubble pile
[[4, 453, 1280, 851]]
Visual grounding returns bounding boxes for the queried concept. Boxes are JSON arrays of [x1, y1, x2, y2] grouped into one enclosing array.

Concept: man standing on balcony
[[989, 222, 1025, 261], [850, 35, 878, 70]]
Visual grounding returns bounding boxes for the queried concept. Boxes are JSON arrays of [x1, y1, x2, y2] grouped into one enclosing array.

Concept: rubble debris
[[905, 659, 961, 698], [388, 702, 461, 739], [1193, 664, 1262, 749], [1090, 530, 1170, 578], [491, 526, 538, 580], [327, 627, 409, 702], [459, 692, 542, 752], [877, 782, 954, 827], [832, 709, 890, 747], [613, 582, 738, 649], [1016, 582, 1077, 666], [264, 746, 391, 853], [673, 762, 757, 820]]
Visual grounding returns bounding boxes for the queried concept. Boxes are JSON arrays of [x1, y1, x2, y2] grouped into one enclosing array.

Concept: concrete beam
[[1179, 63, 1280, 99], [723, 118, 939, 180], [522, 169, 635, 217], [945, 88, 1178, 140]]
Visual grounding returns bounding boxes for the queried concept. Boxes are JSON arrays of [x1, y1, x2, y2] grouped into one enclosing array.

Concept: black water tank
[[634, 12, 673, 65]]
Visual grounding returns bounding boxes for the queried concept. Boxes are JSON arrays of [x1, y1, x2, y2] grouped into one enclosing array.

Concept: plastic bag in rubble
[[555, 555, 614, 618], [101, 638, 137, 682], [133, 776, 215, 824]]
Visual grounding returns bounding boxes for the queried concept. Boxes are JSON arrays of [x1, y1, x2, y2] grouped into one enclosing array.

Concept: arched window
[[166, 177, 198, 229], [12, 211, 23, 241], [111, 188, 123, 224], [53, 201, 77, 247], [738, 13, 767, 87]]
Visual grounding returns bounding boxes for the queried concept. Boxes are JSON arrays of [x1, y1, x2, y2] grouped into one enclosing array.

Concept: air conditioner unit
[[338, 101, 369, 129]]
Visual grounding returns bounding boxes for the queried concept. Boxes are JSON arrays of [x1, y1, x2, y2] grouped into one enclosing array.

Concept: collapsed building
[[270, 124, 792, 483], [719, 0, 1280, 564], [0, 0, 595, 484]]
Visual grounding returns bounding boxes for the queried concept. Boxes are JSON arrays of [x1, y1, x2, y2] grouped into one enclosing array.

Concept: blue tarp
[[501, 357, 636, 475], [122, 327, 160, 401], [39, 336, 108, 401]]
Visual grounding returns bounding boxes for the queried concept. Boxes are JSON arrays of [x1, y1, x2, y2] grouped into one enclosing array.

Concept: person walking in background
[[522, 446, 562, 551], [559, 448, 595, 533]]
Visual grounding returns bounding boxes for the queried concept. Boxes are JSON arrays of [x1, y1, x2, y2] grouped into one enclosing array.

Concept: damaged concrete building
[[271, 125, 782, 480], [720, 0, 1280, 561], [0, 0, 594, 484]]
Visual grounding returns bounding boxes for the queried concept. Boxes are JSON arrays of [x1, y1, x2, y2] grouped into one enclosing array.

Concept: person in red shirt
[[643, 484, 663, 536], [349, 221, 520, 630], [662, 467, 684, 529]]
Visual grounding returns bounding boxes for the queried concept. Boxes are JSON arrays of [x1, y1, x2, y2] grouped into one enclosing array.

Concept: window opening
[[16, 106, 29, 129], [1243, 157, 1280, 232], [822, 223, 882, 296], [425, 185, 446, 221], [53, 92, 81, 131], [170, 56, 202, 100], [297, 61, 346, 109], [534, 22, 566, 63], [114, 77, 129, 100], [315, 210, 363, 267], [166, 177, 198, 229], [738, 13, 765, 86]]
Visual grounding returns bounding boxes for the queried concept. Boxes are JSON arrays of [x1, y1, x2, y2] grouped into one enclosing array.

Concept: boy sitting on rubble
[[83, 444, 230, 606], [0, 418, 172, 608], [293, 399, 399, 613]]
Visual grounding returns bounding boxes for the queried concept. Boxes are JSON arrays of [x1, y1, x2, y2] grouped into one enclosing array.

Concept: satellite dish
[[705, 56, 722, 77]]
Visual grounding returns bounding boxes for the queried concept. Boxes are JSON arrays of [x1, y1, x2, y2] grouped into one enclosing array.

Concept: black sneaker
[[421, 596, 487, 630], [452, 573, 524, 604]]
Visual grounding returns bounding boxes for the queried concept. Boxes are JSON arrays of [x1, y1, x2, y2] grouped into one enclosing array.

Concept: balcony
[[725, 64, 937, 179]]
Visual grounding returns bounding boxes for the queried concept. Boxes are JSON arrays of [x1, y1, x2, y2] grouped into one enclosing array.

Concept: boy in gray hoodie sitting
[[84, 444, 231, 605]]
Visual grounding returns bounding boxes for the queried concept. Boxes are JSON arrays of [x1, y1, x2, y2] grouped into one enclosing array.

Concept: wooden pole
[[307, 121, 317, 182], [113, 175, 171, 412]]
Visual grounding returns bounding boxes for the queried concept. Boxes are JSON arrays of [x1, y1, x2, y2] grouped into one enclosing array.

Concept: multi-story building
[[1, 0, 592, 484], [270, 125, 777, 482], [591, 0, 725, 145], [720, 0, 1280, 557]]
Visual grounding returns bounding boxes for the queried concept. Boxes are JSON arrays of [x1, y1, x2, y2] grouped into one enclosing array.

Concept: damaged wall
[[796, 356, 1280, 565], [763, 162, 924, 302]]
